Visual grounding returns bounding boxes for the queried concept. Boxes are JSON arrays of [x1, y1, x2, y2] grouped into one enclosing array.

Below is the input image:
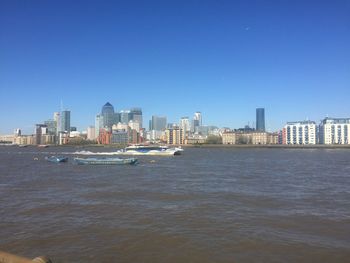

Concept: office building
[[120, 110, 131, 124], [101, 102, 117, 128], [130, 108, 143, 128], [60, 110, 71, 133], [95, 114, 104, 138], [179, 117, 190, 135], [319, 117, 350, 144], [151, 115, 167, 131], [192, 112, 202, 133], [256, 108, 265, 132], [284, 121, 317, 145]]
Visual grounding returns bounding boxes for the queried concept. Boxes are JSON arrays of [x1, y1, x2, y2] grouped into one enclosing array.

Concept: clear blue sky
[[1, 0, 349, 134]]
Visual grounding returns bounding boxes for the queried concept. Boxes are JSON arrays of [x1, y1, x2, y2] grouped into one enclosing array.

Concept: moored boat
[[45, 156, 68, 163], [74, 157, 138, 165]]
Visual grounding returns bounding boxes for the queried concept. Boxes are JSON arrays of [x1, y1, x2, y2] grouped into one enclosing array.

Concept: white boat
[[118, 144, 183, 156]]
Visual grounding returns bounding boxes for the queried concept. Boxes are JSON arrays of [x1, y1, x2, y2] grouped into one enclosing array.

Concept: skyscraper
[[120, 110, 131, 124], [101, 102, 116, 128], [60, 110, 71, 132], [180, 117, 190, 134], [95, 114, 103, 138], [130, 108, 143, 128], [256, 108, 265, 132], [192, 111, 202, 133], [151, 115, 167, 131]]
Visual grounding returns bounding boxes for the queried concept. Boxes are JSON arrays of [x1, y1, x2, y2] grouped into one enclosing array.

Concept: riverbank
[[3, 143, 350, 149]]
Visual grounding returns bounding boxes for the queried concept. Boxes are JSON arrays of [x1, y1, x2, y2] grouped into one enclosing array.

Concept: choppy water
[[0, 146, 350, 262]]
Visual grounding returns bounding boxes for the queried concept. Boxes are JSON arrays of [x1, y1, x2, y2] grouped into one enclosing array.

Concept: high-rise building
[[192, 112, 202, 133], [284, 121, 317, 145], [44, 119, 57, 135], [101, 102, 116, 128], [95, 114, 104, 138], [319, 117, 350, 144], [130, 108, 143, 128], [35, 124, 47, 145], [120, 110, 131, 124], [180, 117, 190, 135], [14, 128, 21, 137], [166, 125, 184, 145], [256, 108, 265, 132], [60, 110, 71, 132], [151, 115, 167, 131], [53, 112, 60, 135]]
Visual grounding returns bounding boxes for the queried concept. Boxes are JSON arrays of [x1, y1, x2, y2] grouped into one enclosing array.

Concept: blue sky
[[1, 0, 349, 134]]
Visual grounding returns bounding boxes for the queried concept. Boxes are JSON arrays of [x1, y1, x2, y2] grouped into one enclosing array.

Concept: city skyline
[[1, 1, 349, 134]]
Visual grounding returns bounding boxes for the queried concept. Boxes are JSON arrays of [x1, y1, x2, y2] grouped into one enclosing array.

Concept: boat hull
[[74, 157, 138, 165]]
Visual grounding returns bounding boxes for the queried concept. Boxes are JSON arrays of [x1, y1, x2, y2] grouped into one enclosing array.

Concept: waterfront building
[[319, 117, 350, 144], [284, 121, 317, 145], [222, 132, 237, 144], [60, 110, 71, 133], [97, 128, 112, 145], [222, 131, 279, 145], [166, 125, 184, 145], [35, 124, 47, 145], [87, 126, 96, 140], [256, 108, 265, 132], [151, 115, 167, 131], [111, 130, 128, 145], [13, 135, 35, 145], [185, 134, 207, 144], [0, 134, 15, 143]]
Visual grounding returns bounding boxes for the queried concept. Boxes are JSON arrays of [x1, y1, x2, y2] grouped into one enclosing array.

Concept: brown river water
[[0, 146, 349, 262]]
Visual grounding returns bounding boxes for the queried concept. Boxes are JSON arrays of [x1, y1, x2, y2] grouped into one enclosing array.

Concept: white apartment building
[[319, 118, 350, 144], [284, 121, 317, 145]]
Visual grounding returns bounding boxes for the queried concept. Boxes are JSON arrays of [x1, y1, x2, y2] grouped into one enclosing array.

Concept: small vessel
[[38, 144, 49, 148], [74, 157, 138, 165], [45, 156, 68, 163], [117, 144, 183, 156]]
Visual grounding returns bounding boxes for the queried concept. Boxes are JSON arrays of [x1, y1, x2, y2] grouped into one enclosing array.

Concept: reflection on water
[[0, 146, 350, 262]]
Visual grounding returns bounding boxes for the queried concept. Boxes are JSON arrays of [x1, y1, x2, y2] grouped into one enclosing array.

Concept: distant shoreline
[[2, 144, 350, 149], [181, 144, 350, 149]]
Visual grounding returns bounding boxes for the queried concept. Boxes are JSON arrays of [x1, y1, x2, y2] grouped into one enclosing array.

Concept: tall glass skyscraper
[[101, 102, 116, 129], [151, 115, 167, 131], [130, 108, 143, 128], [60, 110, 71, 132], [256, 108, 265, 132]]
